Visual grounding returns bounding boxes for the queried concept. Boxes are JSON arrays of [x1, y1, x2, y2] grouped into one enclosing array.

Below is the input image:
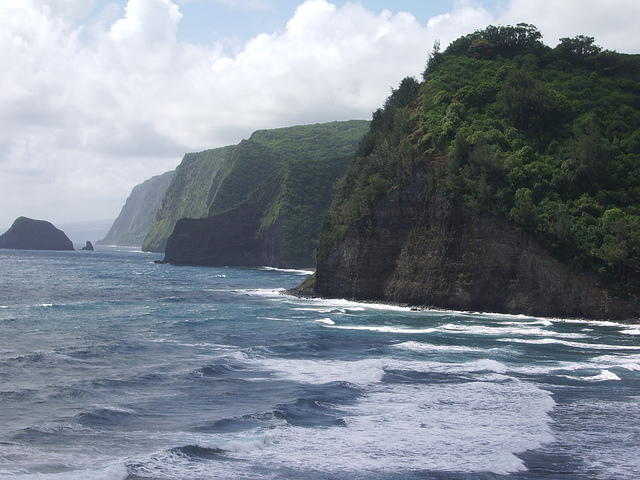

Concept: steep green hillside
[[311, 25, 640, 319], [98, 170, 174, 247], [142, 146, 234, 252], [162, 120, 370, 267]]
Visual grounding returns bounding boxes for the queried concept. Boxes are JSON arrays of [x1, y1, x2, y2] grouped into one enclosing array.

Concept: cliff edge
[[299, 25, 640, 321], [161, 120, 369, 268], [99, 170, 174, 247]]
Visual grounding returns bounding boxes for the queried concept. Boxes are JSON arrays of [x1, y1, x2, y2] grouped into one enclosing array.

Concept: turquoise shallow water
[[0, 246, 639, 479]]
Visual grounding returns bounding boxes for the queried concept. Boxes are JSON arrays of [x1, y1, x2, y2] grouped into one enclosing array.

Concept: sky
[[1, 0, 640, 228]]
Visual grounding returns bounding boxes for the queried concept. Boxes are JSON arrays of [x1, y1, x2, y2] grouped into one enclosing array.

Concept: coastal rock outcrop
[[308, 165, 640, 320], [81, 241, 94, 251], [0, 217, 74, 251]]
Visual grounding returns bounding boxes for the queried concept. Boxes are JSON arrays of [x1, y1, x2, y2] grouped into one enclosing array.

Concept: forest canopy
[[321, 24, 640, 295]]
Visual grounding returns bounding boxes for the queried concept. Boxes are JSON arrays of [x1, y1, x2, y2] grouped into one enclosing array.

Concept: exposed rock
[[304, 165, 640, 322], [142, 149, 233, 252], [81, 241, 94, 251], [99, 170, 174, 247], [163, 176, 284, 266], [0, 217, 74, 251], [161, 120, 370, 267]]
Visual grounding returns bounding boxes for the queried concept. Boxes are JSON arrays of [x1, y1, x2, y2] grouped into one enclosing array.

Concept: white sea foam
[[621, 326, 640, 335], [439, 323, 588, 338], [233, 288, 286, 297], [252, 356, 517, 386], [0, 305, 8, 309], [260, 316, 294, 322], [259, 266, 315, 275], [38, 303, 54, 307], [592, 354, 640, 371], [392, 340, 485, 353], [296, 296, 416, 312], [293, 307, 347, 314], [325, 324, 438, 334], [171, 358, 555, 474], [291, 293, 637, 333], [559, 369, 621, 382], [9, 463, 129, 480], [547, 318, 624, 327], [245, 380, 555, 475], [497, 338, 640, 350], [326, 321, 587, 338], [498, 319, 553, 327], [254, 357, 386, 385], [315, 318, 335, 325]]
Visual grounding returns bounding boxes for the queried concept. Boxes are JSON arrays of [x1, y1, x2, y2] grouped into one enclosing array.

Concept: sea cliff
[[99, 170, 174, 247], [161, 120, 370, 267], [298, 25, 640, 321], [143, 147, 234, 252]]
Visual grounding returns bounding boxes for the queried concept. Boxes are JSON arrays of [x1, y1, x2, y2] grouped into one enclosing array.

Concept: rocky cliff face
[[0, 217, 74, 251], [299, 27, 640, 322], [308, 163, 640, 321], [99, 170, 174, 247], [163, 176, 283, 266], [143, 147, 234, 252], [161, 120, 370, 268]]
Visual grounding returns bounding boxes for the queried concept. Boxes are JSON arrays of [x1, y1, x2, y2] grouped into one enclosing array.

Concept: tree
[[423, 40, 442, 78], [556, 35, 601, 60]]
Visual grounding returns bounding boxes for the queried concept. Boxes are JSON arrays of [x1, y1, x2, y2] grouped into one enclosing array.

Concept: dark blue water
[[1, 247, 639, 479]]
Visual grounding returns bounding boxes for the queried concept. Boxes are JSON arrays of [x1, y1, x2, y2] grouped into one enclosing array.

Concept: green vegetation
[[144, 120, 369, 263], [242, 121, 370, 264], [142, 146, 235, 251], [320, 24, 640, 295]]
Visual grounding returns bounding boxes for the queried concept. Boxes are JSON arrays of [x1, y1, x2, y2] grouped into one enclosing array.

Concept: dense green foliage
[[144, 121, 369, 261], [218, 121, 370, 264], [320, 25, 640, 294], [143, 146, 235, 251], [242, 121, 370, 262]]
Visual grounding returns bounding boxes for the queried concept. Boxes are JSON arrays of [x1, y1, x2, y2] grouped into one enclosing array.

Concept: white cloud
[[210, 0, 272, 11], [0, 0, 639, 227], [42, 0, 95, 19], [499, 0, 640, 53], [110, 0, 182, 42]]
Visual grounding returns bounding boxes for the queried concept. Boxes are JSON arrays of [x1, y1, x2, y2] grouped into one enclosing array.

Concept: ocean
[[0, 247, 639, 479]]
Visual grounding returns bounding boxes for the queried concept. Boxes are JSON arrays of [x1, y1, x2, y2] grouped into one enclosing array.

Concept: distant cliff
[[0, 217, 74, 251], [161, 120, 370, 267], [142, 147, 235, 252], [99, 170, 174, 247], [300, 25, 640, 321]]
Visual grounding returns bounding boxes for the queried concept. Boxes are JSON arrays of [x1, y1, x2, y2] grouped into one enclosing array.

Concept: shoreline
[[285, 287, 640, 327]]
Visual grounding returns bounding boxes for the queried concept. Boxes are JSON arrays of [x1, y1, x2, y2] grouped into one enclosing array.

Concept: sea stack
[[81, 241, 94, 251], [0, 217, 74, 251]]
